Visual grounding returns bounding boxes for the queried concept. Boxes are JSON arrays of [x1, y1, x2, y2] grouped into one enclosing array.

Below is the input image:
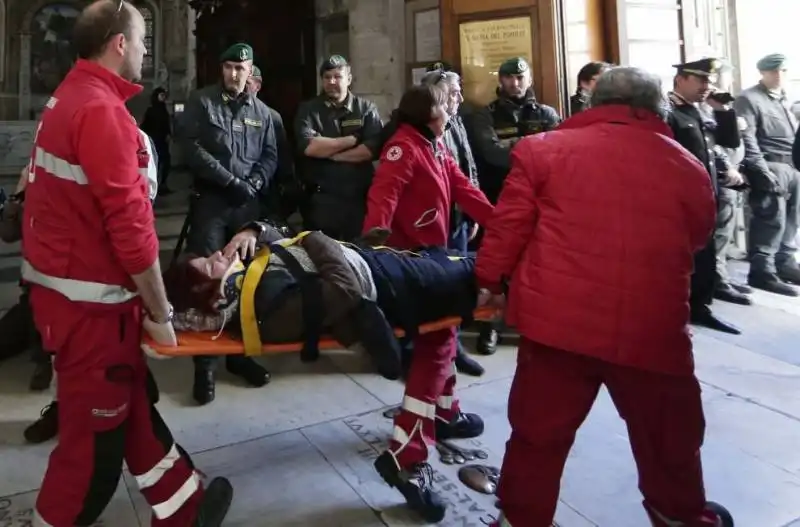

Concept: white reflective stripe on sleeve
[[152, 471, 201, 520], [21, 259, 138, 304], [33, 510, 54, 527], [436, 395, 453, 410], [392, 425, 411, 446], [402, 395, 436, 420], [135, 443, 180, 490], [34, 147, 87, 185]]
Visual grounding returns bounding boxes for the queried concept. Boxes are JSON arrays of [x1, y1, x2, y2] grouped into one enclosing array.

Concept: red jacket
[[475, 105, 716, 375], [22, 60, 158, 311], [363, 123, 493, 249]]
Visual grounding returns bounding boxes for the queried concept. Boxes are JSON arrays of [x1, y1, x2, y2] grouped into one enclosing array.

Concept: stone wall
[[315, 0, 406, 119]]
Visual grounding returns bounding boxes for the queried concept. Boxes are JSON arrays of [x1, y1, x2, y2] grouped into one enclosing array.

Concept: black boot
[[225, 356, 271, 387], [690, 307, 741, 335], [729, 281, 752, 294], [24, 402, 58, 444], [193, 477, 234, 526], [374, 451, 446, 523], [706, 501, 734, 527], [748, 271, 798, 297], [476, 324, 498, 355], [435, 412, 485, 440], [0, 303, 32, 361], [193, 364, 216, 406], [777, 264, 800, 286], [454, 345, 484, 377], [713, 283, 752, 306]]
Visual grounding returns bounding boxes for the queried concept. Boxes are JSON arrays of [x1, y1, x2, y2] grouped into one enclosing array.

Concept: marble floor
[[1, 267, 800, 527]]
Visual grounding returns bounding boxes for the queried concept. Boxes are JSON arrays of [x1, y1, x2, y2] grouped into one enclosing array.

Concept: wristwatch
[[149, 303, 174, 325]]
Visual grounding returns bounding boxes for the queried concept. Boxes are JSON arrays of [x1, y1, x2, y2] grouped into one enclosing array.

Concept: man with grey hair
[[476, 66, 732, 527]]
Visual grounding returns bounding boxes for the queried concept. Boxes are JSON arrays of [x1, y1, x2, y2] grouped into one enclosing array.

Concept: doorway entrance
[[194, 0, 317, 136]]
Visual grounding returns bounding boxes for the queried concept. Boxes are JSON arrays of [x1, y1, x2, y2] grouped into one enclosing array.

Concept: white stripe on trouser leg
[[436, 395, 453, 410], [33, 510, 53, 527], [402, 396, 436, 419], [392, 425, 411, 445], [51, 371, 57, 401], [392, 419, 424, 457], [134, 443, 181, 490], [151, 471, 201, 520]]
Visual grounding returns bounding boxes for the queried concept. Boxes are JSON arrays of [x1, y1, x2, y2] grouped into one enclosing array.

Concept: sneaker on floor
[[436, 412, 485, 440], [24, 402, 58, 444], [374, 452, 446, 523]]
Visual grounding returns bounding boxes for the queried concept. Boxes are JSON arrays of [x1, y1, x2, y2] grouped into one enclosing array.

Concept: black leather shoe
[[225, 356, 271, 387], [476, 325, 498, 355], [193, 477, 234, 526], [714, 283, 752, 306], [454, 347, 485, 377], [730, 281, 752, 294], [778, 265, 800, 285], [748, 272, 798, 297], [29, 362, 53, 391], [24, 402, 58, 444], [690, 309, 741, 335], [193, 366, 216, 406]]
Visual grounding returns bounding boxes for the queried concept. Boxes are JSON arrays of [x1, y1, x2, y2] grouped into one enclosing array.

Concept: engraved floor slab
[[302, 408, 594, 527], [0, 482, 139, 527], [123, 430, 385, 526], [143, 353, 386, 454]]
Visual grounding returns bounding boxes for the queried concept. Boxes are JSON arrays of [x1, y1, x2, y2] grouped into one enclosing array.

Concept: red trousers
[[496, 338, 716, 527], [31, 290, 203, 526], [387, 327, 459, 468]]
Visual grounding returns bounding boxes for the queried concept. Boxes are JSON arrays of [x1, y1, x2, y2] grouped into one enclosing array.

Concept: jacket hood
[[559, 104, 674, 138]]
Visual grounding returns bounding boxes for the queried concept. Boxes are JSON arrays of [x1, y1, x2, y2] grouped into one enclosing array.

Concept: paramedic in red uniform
[[22, 1, 232, 525], [363, 84, 494, 522], [476, 67, 734, 527]]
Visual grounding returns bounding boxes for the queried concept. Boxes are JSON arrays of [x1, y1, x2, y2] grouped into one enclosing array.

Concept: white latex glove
[[141, 316, 177, 360]]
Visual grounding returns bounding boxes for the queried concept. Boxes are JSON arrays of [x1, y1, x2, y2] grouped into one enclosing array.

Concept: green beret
[[498, 57, 529, 76], [251, 66, 262, 78], [319, 54, 349, 75], [757, 53, 787, 71], [220, 43, 253, 63]]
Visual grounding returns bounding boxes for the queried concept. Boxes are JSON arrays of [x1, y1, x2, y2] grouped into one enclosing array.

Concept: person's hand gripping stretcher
[[146, 221, 504, 380]]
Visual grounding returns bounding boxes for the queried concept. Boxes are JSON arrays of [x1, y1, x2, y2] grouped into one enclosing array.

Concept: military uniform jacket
[[179, 83, 278, 193], [734, 83, 798, 191], [666, 92, 740, 194], [464, 92, 561, 202], [294, 92, 383, 199]]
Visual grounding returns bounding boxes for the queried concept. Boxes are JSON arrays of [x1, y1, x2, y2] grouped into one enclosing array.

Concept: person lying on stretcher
[[163, 221, 497, 380]]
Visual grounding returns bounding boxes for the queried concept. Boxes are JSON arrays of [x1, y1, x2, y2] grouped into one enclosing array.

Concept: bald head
[[74, 0, 138, 59]]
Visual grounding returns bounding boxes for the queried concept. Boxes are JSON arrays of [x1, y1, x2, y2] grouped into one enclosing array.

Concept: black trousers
[[690, 237, 718, 312]]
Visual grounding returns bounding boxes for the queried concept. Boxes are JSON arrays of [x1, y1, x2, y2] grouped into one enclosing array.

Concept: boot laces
[[408, 462, 435, 490]]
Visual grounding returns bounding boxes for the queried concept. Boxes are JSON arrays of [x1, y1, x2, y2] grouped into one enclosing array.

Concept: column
[[18, 33, 31, 120]]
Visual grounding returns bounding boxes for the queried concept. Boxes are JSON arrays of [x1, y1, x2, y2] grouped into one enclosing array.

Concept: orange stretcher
[[144, 306, 500, 357]]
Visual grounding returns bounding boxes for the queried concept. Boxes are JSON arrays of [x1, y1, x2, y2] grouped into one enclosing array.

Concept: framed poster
[[405, 0, 441, 87], [459, 16, 534, 106]]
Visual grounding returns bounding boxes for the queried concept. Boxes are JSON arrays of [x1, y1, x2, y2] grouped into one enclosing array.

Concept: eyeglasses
[[102, 0, 125, 42]]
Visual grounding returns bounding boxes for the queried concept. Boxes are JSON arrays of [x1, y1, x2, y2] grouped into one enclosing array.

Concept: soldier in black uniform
[[464, 56, 561, 355], [179, 43, 278, 405], [246, 65, 301, 221], [294, 55, 384, 240], [666, 58, 742, 335]]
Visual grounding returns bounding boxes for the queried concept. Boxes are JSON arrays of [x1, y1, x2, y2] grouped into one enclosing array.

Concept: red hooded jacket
[[363, 123, 493, 249], [475, 105, 716, 375], [22, 60, 158, 313]]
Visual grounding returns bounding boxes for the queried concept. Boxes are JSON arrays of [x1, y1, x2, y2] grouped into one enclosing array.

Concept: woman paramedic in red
[[362, 83, 494, 522]]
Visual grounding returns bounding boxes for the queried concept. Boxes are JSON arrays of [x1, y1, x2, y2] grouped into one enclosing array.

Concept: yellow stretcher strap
[[239, 231, 312, 356]]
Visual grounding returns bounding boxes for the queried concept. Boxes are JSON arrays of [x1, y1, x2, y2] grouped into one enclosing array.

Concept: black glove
[[225, 178, 257, 207]]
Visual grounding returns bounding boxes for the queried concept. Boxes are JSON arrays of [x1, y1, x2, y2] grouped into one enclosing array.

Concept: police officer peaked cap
[[673, 57, 727, 77], [426, 61, 454, 72], [498, 57, 529, 76], [251, 65, 262, 79], [220, 43, 253, 63], [319, 55, 349, 76], [756, 53, 787, 71]]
